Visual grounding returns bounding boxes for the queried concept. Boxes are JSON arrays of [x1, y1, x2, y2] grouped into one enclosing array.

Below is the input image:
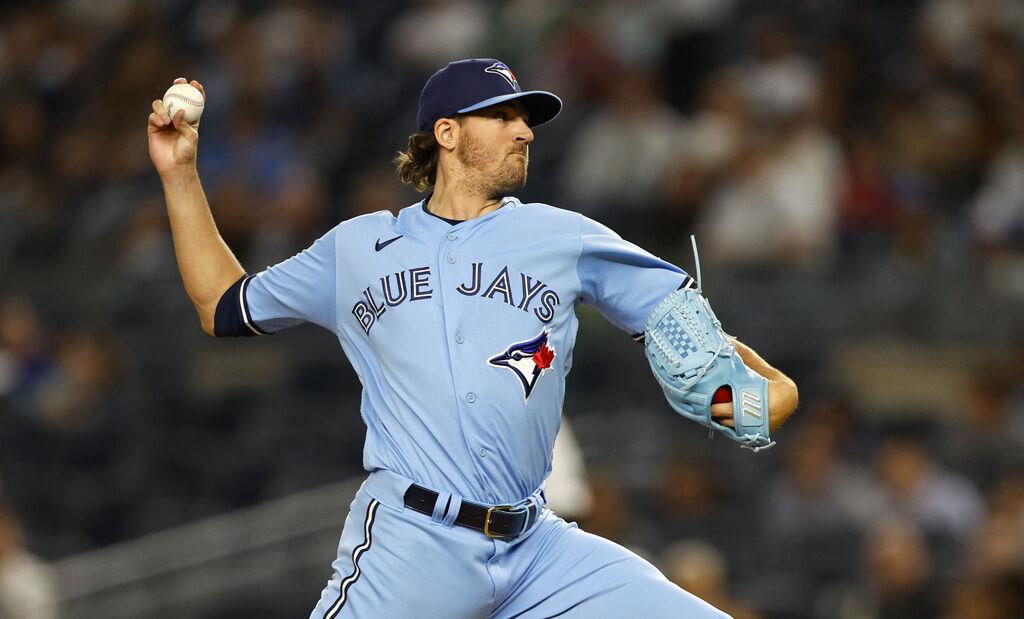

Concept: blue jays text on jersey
[[351, 263, 562, 334], [214, 197, 692, 505]]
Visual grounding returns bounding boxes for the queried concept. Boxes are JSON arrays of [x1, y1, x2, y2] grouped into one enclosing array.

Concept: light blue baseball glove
[[644, 286, 774, 452]]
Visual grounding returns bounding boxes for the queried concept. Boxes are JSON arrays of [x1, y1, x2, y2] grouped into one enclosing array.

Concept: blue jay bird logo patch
[[485, 62, 519, 89], [488, 330, 555, 401]]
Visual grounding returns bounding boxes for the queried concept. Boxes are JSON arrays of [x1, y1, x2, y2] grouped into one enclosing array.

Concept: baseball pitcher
[[147, 59, 799, 618]]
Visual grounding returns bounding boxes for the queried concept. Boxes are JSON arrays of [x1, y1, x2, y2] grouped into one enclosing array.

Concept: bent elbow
[[199, 306, 217, 337]]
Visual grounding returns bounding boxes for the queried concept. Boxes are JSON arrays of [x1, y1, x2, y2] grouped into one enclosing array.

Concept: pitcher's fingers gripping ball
[[645, 285, 774, 452], [163, 82, 204, 124]]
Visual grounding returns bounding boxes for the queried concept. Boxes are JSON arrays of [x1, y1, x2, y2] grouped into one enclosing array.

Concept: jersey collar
[[421, 193, 465, 225], [399, 194, 520, 238]]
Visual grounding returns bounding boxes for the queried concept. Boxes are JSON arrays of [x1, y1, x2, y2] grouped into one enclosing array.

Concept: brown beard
[[456, 127, 528, 200]]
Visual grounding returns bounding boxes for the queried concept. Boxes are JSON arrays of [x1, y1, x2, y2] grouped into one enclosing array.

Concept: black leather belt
[[403, 484, 540, 539]]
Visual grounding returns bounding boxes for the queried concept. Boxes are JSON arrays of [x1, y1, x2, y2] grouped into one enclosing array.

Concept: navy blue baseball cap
[[416, 59, 562, 132]]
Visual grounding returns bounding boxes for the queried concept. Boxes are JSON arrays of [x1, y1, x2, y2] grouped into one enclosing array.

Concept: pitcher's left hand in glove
[[645, 287, 776, 452]]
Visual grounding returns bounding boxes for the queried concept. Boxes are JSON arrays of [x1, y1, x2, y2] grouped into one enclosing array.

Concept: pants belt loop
[[526, 488, 544, 513], [441, 494, 462, 528], [430, 490, 452, 524], [364, 469, 415, 511], [528, 488, 545, 529]]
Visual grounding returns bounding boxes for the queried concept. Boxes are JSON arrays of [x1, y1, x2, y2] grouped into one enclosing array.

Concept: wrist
[[160, 167, 199, 187]]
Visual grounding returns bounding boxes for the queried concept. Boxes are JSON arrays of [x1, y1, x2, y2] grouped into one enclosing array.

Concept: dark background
[[1, 0, 1023, 617]]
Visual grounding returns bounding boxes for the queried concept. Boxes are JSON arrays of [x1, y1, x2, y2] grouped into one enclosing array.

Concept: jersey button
[[478, 448, 487, 457], [447, 232, 457, 241], [455, 335, 465, 344], [466, 392, 477, 403], [447, 255, 456, 264]]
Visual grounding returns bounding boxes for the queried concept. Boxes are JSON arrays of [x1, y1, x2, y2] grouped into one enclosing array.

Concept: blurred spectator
[[731, 17, 820, 124], [1009, 343, 1024, 436], [963, 472, 1024, 580], [695, 22, 841, 269], [649, 456, 731, 547], [873, 433, 984, 543], [941, 369, 1024, 488], [559, 68, 687, 227], [387, 0, 488, 71], [348, 163, 410, 218], [762, 405, 886, 604], [837, 131, 900, 253], [588, 0, 736, 72], [969, 142, 1024, 249], [575, 471, 654, 559], [0, 296, 52, 400], [248, 165, 330, 267], [695, 119, 842, 268], [916, 0, 1024, 77], [6, 327, 151, 554], [30, 328, 121, 430], [865, 521, 938, 619], [0, 501, 56, 619], [663, 71, 748, 233], [765, 410, 885, 544], [943, 574, 1024, 619], [820, 520, 939, 619], [662, 540, 760, 619]]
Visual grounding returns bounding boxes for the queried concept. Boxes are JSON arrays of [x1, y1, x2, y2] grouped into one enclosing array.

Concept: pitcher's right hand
[[148, 78, 205, 179]]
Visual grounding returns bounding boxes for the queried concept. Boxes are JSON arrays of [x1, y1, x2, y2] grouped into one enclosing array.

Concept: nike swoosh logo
[[375, 235, 403, 251]]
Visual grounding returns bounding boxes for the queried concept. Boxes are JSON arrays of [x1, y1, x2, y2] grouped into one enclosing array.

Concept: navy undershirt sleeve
[[214, 274, 267, 337]]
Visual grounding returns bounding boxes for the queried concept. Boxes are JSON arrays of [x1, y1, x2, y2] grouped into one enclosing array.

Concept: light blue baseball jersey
[[220, 197, 692, 504]]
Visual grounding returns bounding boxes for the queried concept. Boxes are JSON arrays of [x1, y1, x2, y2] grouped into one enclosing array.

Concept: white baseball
[[163, 83, 204, 124]]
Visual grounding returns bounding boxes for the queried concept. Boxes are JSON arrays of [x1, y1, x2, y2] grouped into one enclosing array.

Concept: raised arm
[[147, 78, 244, 335]]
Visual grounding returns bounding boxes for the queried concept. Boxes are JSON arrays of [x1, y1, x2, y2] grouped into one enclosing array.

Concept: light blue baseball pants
[[310, 470, 729, 618]]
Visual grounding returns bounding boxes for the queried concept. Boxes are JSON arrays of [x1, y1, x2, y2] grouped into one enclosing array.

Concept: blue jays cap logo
[[488, 330, 555, 401], [485, 62, 519, 90]]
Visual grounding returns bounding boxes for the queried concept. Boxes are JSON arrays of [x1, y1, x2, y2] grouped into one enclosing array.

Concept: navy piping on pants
[[324, 499, 379, 618]]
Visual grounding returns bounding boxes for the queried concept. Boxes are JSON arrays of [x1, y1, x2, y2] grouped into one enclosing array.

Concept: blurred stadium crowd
[[1, 0, 1024, 617]]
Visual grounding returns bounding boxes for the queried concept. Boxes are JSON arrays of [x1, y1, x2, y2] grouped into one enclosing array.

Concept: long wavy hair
[[393, 130, 440, 192]]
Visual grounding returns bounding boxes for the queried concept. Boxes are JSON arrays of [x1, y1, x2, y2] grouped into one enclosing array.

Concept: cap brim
[[457, 91, 562, 128]]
